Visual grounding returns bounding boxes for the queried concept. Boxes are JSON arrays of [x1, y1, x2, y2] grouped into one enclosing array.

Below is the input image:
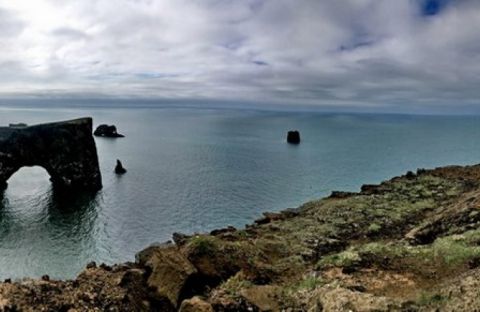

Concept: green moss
[[294, 276, 325, 291], [367, 223, 382, 234], [187, 235, 219, 256], [318, 250, 361, 269], [220, 272, 253, 297], [432, 234, 480, 265], [417, 292, 446, 306]]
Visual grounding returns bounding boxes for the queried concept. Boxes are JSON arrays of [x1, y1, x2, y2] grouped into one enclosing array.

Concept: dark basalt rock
[[94, 124, 124, 138], [0, 117, 102, 191], [287, 130, 301, 144], [8, 123, 27, 128], [115, 159, 127, 174]]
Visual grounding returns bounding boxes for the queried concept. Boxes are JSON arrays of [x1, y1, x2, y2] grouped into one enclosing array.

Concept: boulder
[[287, 130, 301, 144], [94, 124, 124, 138], [114, 159, 127, 174], [240, 285, 280, 312], [179, 297, 214, 312], [136, 244, 197, 310]]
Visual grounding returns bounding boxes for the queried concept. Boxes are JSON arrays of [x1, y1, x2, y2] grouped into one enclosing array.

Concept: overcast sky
[[0, 0, 478, 111]]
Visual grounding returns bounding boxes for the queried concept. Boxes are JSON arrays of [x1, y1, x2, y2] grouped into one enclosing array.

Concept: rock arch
[[0, 118, 102, 191]]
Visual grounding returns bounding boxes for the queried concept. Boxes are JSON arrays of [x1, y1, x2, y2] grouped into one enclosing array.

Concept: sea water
[[0, 104, 479, 279]]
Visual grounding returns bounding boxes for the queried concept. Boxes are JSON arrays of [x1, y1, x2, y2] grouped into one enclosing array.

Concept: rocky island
[[0, 118, 102, 191], [2, 164, 480, 311]]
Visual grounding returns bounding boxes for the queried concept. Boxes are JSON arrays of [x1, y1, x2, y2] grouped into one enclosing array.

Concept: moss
[[317, 250, 361, 269], [220, 272, 253, 297], [293, 275, 325, 291], [432, 234, 480, 266], [316, 230, 480, 274], [367, 223, 382, 234], [187, 235, 219, 257], [417, 292, 446, 306]]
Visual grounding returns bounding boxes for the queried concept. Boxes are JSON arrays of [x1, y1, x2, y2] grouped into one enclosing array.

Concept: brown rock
[[240, 285, 280, 312], [179, 296, 214, 312], [137, 244, 197, 309]]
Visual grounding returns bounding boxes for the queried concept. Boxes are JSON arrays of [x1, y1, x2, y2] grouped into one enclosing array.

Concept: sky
[[0, 0, 479, 112]]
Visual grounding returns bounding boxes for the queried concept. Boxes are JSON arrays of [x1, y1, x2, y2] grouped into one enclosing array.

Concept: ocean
[[0, 104, 479, 279]]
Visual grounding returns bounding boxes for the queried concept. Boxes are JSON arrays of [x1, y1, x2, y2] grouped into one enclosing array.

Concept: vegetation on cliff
[[3, 164, 480, 311]]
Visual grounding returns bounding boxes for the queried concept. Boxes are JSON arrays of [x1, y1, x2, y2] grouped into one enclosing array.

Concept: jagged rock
[[0, 118, 102, 191], [210, 226, 236, 236], [173, 232, 190, 246], [115, 159, 127, 174], [287, 130, 301, 144], [330, 191, 357, 198], [179, 297, 214, 312], [360, 184, 381, 194], [93, 124, 124, 138], [8, 123, 27, 128], [136, 244, 197, 310]]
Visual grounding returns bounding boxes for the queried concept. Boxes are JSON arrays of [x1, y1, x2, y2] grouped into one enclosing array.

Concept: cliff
[[0, 118, 102, 191], [2, 164, 480, 311]]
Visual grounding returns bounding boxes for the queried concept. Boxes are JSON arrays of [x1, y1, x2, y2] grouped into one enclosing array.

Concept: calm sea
[[0, 105, 479, 279]]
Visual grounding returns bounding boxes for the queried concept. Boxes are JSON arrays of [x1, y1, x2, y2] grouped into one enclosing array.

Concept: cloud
[[0, 0, 479, 112]]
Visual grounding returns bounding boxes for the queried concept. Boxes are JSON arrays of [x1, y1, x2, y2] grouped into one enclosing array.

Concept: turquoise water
[[0, 106, 480, 279]]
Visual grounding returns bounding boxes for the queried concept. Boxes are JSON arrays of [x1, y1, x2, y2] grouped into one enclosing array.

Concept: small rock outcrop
[[136, 244, 198, 310], [94, 124, 124, 138], [287, 130, 301, 144], [8, 123, 27, 128], [115, 159, 127, 174], [0, 118, 102, 191], [179, 297, 214, 312]]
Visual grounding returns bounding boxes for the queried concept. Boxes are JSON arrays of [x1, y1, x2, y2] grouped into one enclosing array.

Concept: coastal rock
[[0, 117, 102, 191], [136, 244, 197, 310], [8, 123, 27, 128], [93, 124, 124, 138], [179, 297, 214, 312], [114, 159, 127, 174], [287, 130, 301, 144], [330, 191, 357, 198], [240, 285, 280, 312]]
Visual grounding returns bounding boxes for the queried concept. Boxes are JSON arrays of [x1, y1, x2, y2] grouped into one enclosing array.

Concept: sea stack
[[287, 130, 301, 144], [94, 124, 125, 138], [115, 159, 127, 174]]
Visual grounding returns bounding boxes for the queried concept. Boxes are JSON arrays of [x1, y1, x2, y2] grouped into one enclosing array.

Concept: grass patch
[[220, 272, 253, 297], [417, 292, 446, 306], [187, 235, 219, 256], [318, 250, 361, 269], [317, 230, 480, 272], [295, 276, 325, 291]]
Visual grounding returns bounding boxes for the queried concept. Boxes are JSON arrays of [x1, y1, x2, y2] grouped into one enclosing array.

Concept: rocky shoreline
[[3, 164, 480, 311]]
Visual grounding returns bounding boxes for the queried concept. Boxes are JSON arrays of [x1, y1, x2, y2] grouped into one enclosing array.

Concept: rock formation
[[287, 130, 301, 144], [94, 124, 124, 138], [8, 123, 27, 128], [115, 159, 127, 174], [0, 117, 102, 191]]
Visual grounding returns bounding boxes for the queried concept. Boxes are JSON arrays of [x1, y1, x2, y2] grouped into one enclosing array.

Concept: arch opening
[[5, 166, 52, 198]]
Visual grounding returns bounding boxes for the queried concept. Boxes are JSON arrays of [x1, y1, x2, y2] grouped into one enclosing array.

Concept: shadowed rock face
[[0, 117, 102, 191]]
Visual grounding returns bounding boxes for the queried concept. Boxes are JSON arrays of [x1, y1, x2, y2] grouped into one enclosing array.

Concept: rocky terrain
[[3, 164, 480, 311]]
